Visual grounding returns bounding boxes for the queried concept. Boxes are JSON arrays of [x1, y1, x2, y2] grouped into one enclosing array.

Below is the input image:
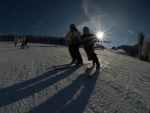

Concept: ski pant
[[24, 43, 29, 48], [21, 44, 25, 49], [21, 43, 29, 49], [69, 43, 83, 63], [85, 46, 100, 67]]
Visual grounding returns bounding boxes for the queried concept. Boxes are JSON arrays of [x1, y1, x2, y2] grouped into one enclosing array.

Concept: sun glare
[[96, 31, 104, 39]]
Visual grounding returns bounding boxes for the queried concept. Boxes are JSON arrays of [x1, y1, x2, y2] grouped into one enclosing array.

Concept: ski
[[46, 63, 74, 70], [54, 64, 77, 70], [54, 63, 92, 71], [82, 63, 93, 70], [87, 70, 99, 77], [85, 65, 94, 70], [87, 64, 104, 77], [46, 62, 92, 70]]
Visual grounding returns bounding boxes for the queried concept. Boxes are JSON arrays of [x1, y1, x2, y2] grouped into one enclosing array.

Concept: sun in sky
[[93, 26, 111, 47], [96, 31, 104, 40]]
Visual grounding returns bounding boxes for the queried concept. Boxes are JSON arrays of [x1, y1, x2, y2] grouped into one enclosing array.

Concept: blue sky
[[0, 0, 150, 48]]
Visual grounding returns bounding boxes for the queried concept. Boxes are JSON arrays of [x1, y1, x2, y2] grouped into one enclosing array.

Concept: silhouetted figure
[[65, 24, 83, 65], [24, 37, 29, 48], [81, 26, 100, 70], [21, 36, 25, 49], [14, 36, 18, 47], [21, 36, 29, 49]]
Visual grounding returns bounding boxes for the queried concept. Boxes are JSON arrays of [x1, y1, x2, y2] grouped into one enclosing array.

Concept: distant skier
[[21, 36, 29, 49], [64, 24, 83, 65], [81, 26, 100, 70], [24, 37, 29, 48], [14, 36, 18, 47], [21, 36, 25, 49]]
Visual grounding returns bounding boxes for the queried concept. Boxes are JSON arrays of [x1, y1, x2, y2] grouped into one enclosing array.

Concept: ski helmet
[[70, 24, 76, 29], [83, 26, 89, 32]]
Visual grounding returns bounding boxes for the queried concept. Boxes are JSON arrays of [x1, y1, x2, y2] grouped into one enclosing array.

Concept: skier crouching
[[81, 26, 100, 70]]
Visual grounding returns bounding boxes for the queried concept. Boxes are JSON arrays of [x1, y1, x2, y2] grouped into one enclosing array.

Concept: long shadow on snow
[[28, 68, 99, 113], [0, 66, 80, 107], [0, 68, 56, 96]]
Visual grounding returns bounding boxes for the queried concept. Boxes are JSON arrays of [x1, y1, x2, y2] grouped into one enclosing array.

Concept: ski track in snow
[[0, 42, 150, 113]]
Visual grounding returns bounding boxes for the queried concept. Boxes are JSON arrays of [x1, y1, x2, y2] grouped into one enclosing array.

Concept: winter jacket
[[22, 37, 25, 44], [65, 29, 81, 44], [81, 33, 97, 51]]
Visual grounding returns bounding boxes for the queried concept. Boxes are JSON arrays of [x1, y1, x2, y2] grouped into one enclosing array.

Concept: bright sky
[[0, 0, 150, 48]]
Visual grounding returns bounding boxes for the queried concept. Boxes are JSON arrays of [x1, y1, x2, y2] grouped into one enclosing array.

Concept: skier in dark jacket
[[65, 24, 83, 65], [81, 26, 100, 70]]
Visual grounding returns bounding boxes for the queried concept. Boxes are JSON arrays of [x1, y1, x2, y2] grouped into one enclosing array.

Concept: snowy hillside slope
[[0, 42, 150, 113]]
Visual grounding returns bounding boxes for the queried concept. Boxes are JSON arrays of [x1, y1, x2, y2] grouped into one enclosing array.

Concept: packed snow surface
[[0, 42, 150, 113]]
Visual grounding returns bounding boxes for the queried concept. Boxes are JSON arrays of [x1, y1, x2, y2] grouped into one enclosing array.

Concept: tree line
[[138, 31, 150, 62], [0, 34, 65, 45]]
